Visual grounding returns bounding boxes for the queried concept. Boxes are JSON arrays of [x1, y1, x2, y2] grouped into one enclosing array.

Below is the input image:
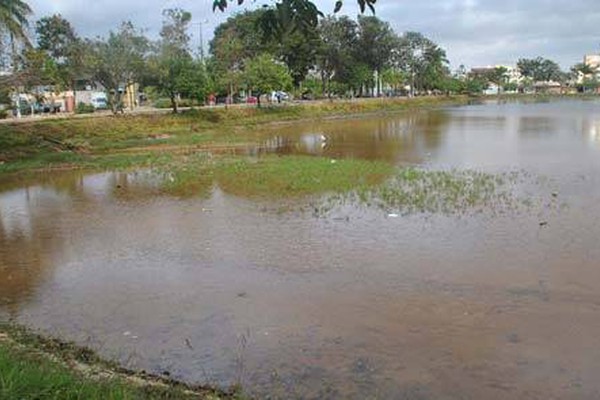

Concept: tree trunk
[[170, 92, 178, 114]]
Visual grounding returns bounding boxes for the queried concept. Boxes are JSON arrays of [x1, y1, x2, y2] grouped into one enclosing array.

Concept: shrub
[[75, 102, 95, 114]]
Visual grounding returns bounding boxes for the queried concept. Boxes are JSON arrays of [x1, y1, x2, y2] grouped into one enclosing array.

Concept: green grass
[[151, 154, 523, 216], [0, 344, 142, 399], [0, 324, 240, 400], [146, 154, 394, 198], [0, 96, 472, 175], [176, 155, 393, 198]]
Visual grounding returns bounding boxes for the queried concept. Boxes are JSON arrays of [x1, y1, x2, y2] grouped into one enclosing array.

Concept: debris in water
[[185, 338, 194, 350], [539, 221, 548, 227], [123, 331, 131, 337], [507, 333, 521, 344], [388, 213, 400, 218]]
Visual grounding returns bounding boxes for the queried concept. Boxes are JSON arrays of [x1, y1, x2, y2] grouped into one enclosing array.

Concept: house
[[469, 65, 523, 94], [580, 54, 600, 94]]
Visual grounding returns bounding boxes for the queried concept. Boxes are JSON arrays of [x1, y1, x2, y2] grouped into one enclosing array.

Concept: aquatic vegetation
[[149, 153, 538, 216], [155, 153, 215, 198], [214, 156, 393, 198], [323, 167, 532, 216]]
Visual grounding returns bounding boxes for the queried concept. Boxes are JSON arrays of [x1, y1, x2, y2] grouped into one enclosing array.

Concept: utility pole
[[192, 19, 209, 62]]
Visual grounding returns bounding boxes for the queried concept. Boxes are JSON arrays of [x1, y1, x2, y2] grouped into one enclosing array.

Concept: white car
[[90, 96, 108, 109], [270, 91, 290, 103]]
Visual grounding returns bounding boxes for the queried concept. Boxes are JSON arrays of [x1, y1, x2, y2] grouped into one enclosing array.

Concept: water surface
[[2, 99, 600, 399]]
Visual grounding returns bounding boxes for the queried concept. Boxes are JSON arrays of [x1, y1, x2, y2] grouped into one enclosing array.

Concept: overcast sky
[[29, 0, 600, 69]]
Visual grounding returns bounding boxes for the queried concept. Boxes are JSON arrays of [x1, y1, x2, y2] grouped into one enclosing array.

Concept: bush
[[154, 98, 197, 109], [0, 108, 8, 119], [75, 102, 95, 114]]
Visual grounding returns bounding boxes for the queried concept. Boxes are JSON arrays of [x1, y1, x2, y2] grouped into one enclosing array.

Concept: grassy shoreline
[[0, 323, 244, 399], [1, 94, 597, 177], [0, 96, 471, 176]]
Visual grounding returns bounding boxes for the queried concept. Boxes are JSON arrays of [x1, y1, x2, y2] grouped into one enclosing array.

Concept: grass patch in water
[[324, 168, 525, 216], [214, 156, 394, 198], [155, 153, 215, 198]]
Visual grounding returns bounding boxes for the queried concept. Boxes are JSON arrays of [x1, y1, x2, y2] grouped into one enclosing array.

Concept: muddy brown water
[[2, 99, 600, 399]]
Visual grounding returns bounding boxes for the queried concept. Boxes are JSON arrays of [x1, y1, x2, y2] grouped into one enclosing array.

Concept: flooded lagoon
[[2, 99, 600, 399]]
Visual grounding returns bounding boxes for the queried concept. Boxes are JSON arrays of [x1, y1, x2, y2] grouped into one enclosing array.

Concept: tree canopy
[[517, 57, 564, 82]]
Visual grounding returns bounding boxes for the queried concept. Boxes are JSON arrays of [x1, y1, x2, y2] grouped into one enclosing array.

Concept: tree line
[[0, 0, 598, 115]]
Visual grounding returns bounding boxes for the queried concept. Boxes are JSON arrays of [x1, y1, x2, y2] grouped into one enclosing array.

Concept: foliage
[[212, 0, 377, 42], [243, 53, 293, 104], [381, 68, 406, 93], [88, 22, 150, 114], [147, 9, 209, 113], [394, 31, 450, 94], [35, 14, 77, 60], [210, 8, 318, 89], [355, 16, 397, 85], [315, 16, 358, 94], [0, 0, 32, 47], [15, 48, 60, 87], [0, 0, 32, 73], [212, 0, 377, 15], [517, 57, 564, 83], [75, 101, 95, 114], [35, 14, 84, 89]]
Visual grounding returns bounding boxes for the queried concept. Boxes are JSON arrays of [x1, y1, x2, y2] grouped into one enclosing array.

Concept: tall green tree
[[395, 31, 448, 95], [210, 8, 318, 88], [212, 0, 377, 65], [150, 9, 208, 113], [213, 0, 377, 25], [517, 57, 564, 83], [354, 16, 398, 95], [316, 16, 358, 95], [89, 22, 149, 113], [244, 53, 292, 106], [35, 14, 76, 60], [35, 14, 83, 90]]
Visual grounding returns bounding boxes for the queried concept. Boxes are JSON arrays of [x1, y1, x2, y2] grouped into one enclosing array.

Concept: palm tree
[[0, 0, 32, 44], [0, 0, 32, 69], [572, 63, 596, 77]]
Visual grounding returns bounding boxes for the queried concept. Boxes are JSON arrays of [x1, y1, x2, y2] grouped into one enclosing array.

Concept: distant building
[[584, 54, 600, 70], [578, 53, 600, 93], [469, 65, 522, 94]]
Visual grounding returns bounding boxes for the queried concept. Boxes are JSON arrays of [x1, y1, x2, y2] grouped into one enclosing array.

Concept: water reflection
[[0, 187, 70, 315], [252, 111, 450, 164], [584, 118, 600, 145]]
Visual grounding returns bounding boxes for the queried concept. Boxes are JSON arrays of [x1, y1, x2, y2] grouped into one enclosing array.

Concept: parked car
[[90, 93, 108, 109], [270, 91, 290, 103], [12, 99, 34, 116]]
